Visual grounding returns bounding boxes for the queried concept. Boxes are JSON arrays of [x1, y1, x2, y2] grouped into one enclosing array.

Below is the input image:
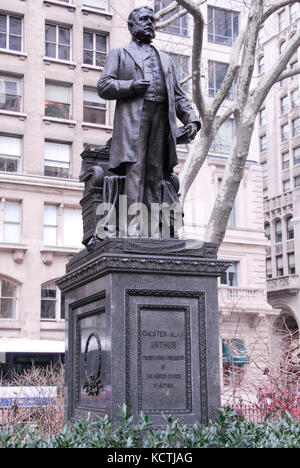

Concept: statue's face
[[130, 8, 156, 43]]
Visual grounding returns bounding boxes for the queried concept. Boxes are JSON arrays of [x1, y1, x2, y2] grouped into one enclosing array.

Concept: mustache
[[131, 24, 156, 35]]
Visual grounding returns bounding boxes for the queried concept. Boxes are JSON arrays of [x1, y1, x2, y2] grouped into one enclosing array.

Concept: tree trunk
[[179, 120, 215, 203], [204, 115, 255, 246]]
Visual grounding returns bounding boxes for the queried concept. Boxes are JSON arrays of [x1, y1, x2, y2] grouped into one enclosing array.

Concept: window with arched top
[[279, 41, 286, 55], [258, 55, 264, 74], [265, 223, 271, 240], [286, 216, 294, 240], [0, 278, 18, 319], [275, 220, 282, 243]]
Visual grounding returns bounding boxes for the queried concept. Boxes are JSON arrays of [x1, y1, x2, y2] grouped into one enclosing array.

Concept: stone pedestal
[[57, 238, 230, 426]]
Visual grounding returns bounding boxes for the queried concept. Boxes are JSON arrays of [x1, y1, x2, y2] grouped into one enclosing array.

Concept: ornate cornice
[[57, 253, 230, 291]]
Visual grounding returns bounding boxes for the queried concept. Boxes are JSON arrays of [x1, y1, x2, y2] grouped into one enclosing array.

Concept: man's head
[[128, 6, 156, 44]]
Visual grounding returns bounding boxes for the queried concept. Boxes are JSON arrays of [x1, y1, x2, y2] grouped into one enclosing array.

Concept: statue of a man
[[98, 5, 200, 235]]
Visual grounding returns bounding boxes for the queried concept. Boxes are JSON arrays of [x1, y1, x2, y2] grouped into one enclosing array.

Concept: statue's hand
[[185, 123, 198, 140], [132, 79, 151, 96]]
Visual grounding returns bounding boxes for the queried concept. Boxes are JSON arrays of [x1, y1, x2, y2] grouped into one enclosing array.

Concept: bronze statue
[[97, 5, 200, 236]]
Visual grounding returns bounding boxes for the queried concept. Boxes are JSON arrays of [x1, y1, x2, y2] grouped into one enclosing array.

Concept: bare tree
[[156, 0, 300, 248], [221, 323, 300, 422], [0, 363, 64, 436]]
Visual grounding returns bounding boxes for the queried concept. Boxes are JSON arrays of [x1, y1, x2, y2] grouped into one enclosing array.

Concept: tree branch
[[156, 8, 187, 30], [252, 29, 300, 113], [262, 0, 297, 23], [179, 74, 192, 86], [211, 28, 246, 117], [215, 104, 238, 133], [236, 0, 264, 108], [175, 0, 207, 17], [155, 0, 207, 29], [155, 1, 178, 21], [275, 66, 300, 83], [174, 0, 207, 119]]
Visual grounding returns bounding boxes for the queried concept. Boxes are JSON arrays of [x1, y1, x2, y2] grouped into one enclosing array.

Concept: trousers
[[125, 100, 169, 206], [123, 100, 170, 236]]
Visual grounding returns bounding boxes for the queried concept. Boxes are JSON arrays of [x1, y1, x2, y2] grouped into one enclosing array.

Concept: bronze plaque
[[137, 306, 192, 414]]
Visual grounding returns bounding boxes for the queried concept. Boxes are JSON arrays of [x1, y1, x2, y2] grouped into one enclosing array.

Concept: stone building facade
[[254, 3, 300, 344], [0, 0, 134, 364], [1, 0, 294, 402]]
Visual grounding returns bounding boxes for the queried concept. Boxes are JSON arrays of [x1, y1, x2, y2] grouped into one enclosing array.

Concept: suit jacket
[[97, 41, 200, 176]]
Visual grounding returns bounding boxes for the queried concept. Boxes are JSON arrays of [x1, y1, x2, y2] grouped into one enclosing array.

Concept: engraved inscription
[[138, 307, 192, 413]]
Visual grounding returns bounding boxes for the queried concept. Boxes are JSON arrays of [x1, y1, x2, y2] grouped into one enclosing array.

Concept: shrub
[[0, 362, 64, 437], [0, 406, 300, 448]]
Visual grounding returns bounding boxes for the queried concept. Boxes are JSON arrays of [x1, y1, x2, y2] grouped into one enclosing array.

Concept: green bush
[[0, 406, 300, 448]]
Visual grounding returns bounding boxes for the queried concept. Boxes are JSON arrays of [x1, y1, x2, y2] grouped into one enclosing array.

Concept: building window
[[283, 179, 291, 192], [0, 279, 17, 319], [275, 219, 282, 243], [0, 14, 22, 52], [154, 0, 188, 36], [44, 141, 70, 178], [281, 123, 289, 142], [266, 258, 272, 279], [279, 41, 286, 55], [83, 31, 107, 67], [260, 135, 267, 152], [221, 262, 238, 287], [227, 204, 236, 228], [0, 135, 21, 173], [282, 151, 290, 170], [0, 75, 21, 113], [83, 88, 106, 124], [293, 118, 300, 137], [45, 83, 71, 120], [295, 175, 300, 187], [43, 204, 82, 248], [211, 119, 235, 154], [265, 223, 271, 240], [261, 161, 268, 179], [63, 208, 83, 247], [263, 187, 268, 199], [45, 24, 71, 61], [41, 282, 57, 320], [288, 253, 296, 275], [257, 27, 264, 48], [169, 53, 190, 92], [43, 204, 57, 246], [290, 3, 298, 24], [259, 108, 266, 126], [281, 95, 289, 115], [276, 255, 284, 277], [294, 147, 300, 165], [3, 201, 20, 244], [83, 0, 108, 9], [207, 6, 239, 46], [291, 89, 299, 109], [222, 339, 248, 386], [287, 216, 294, 240], [279, 9, 287, 32], [258, 56, 264, 74], [291, 61, 299, 81], [208, 61, 236, 99]]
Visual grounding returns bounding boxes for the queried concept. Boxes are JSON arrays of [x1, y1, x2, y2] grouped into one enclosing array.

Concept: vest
[[140, 44, 168, 104]]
